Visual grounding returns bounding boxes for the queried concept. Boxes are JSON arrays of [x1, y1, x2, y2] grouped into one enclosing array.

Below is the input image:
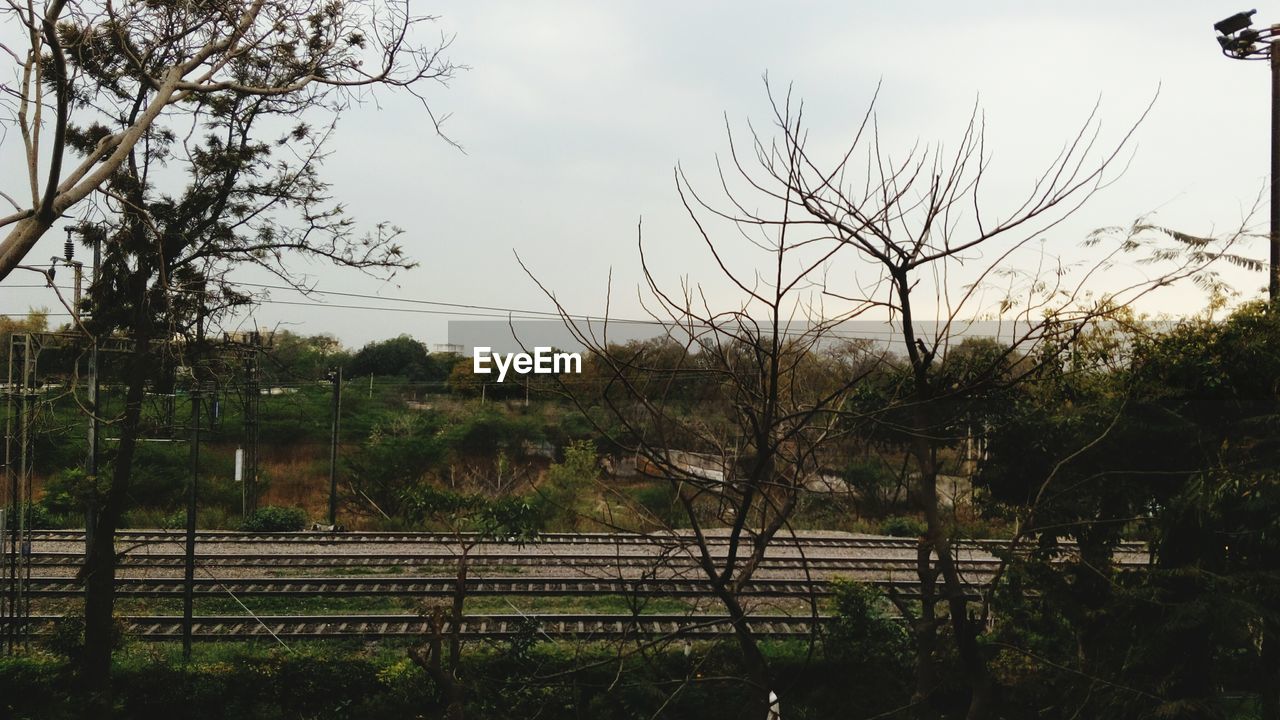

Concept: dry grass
[[257, 446, 329, 520]]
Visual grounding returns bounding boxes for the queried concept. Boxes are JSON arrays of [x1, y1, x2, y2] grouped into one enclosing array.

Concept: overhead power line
[[4, 280, 942, 340]]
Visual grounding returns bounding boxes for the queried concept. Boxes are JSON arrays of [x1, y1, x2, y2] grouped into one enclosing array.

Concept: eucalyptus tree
[[20, 3, 461, 710], [0, 0, 457, 280]]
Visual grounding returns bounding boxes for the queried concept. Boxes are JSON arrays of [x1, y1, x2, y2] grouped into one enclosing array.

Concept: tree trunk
[[409, 606, 465, 720], [911, 541, 941, 720], [446, 546, 469, 720], [717, 588, 772, 719], [81, 336, 151, 717], [920, 467, 994, 720], [909, 417, 992, 720], [1263, 618, 1280, 720]]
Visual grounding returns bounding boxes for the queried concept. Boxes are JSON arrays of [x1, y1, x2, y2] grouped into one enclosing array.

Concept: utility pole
[[1214, 11, 1280, 300], [182, 382, 200, 661], [17, 338, 34, 650], [241, 334, 260, 518], [1271, 32, 1279, 301], [182, 306, 204, 661], [327, 366, 342, 527], [3, 337, 14, 653], [55, 228, 93, 557], [79, 228, 102, 559]]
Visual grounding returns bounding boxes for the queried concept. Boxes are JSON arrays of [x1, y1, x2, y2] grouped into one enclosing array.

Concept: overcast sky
[[6, 1, 1275, 348]]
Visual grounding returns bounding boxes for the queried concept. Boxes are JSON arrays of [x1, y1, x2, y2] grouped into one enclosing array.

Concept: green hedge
[[240, 505, 308, 532]]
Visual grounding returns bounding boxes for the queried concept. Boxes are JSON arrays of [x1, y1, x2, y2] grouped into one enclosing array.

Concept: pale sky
[[5, 1, 1275, 348]]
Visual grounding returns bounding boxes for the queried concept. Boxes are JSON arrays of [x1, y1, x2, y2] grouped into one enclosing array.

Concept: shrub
[[38, 468, 90, 516], [241, 506, 308, 532], [25, 503, 57, 529], [344, 412, 447, 518], [631, 482, 683, 528], [42, 613, 123, 660], [822, 580, 913, 713], [125, 442, 189, 507], [842, 459, 907, 514], [541, 440, 597, 530], [879, 514, 926, 537]]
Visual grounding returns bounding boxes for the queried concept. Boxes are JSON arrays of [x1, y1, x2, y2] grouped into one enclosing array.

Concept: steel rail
[[10, 575, 980, 599], [24, 550, 1046, 572], [28, 529, 1150, 552], [6, 613, 833, 639]]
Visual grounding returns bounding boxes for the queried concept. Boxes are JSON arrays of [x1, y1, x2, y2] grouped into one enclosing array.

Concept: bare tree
[[703, 85, 1258, 720], [524, 202, 882, 715], [0, 0, 458, 281], [532, 82, 1253, 719]]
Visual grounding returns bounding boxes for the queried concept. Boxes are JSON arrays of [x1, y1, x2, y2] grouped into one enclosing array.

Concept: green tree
[[979, 303, 1280, 718], [344, 412, 448, 519], [540, 439, 598, 530], [401, 485, 543, 720], [264, 330, 349, 382], [347, 335, 441, 380], [49, 5, 458, 708], [0, 0, 457, 280], [0, 308, 49, 348]]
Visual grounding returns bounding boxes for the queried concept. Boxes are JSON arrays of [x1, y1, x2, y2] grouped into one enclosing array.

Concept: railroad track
[[27, 529, 1150, 553], [25, 550, 1034, 573], [7, 613, 830, 639], [7, 575, 976, 600], [33, 529, 879, 547]]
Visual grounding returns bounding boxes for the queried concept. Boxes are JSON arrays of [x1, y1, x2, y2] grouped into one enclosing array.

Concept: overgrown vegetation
[[0, 638, 888, 720], [240, 506, 309, 532]]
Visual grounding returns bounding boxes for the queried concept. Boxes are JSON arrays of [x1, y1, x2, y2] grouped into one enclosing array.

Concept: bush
[[631, 482, 683, 527], [42, 614, 123, 660], [841, 459, 907, 514], [21, 503, 61, 529], [241, 506, 308, 532], [822, 580, 913, 713], [879, 515, 926, 537], [38, 468, 90, 516], [541, 440, 597, 530], [124, 442, 189, 507]]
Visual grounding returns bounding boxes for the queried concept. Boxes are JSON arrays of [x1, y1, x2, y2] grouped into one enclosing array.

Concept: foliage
[[2, 502, 58, 530], [879, 515, 927, 537], [403, 485, 545, 540], [263, 331, 349, 382], [823, 581, 914, 711], [38, 468, 92, 516], [840, 458, 906, 515], [442, 408, 543, 457], [0, 641, 882, 720], [0, 309, 48, 345], [977, 303, 1280, 717], [540, 440, 599, 530], [630, 481, 684, 527], [41, 614, 124, 662], [240, 506, 308, 532], [344, 412, 448, 518], [346, 335, 450, 381]]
